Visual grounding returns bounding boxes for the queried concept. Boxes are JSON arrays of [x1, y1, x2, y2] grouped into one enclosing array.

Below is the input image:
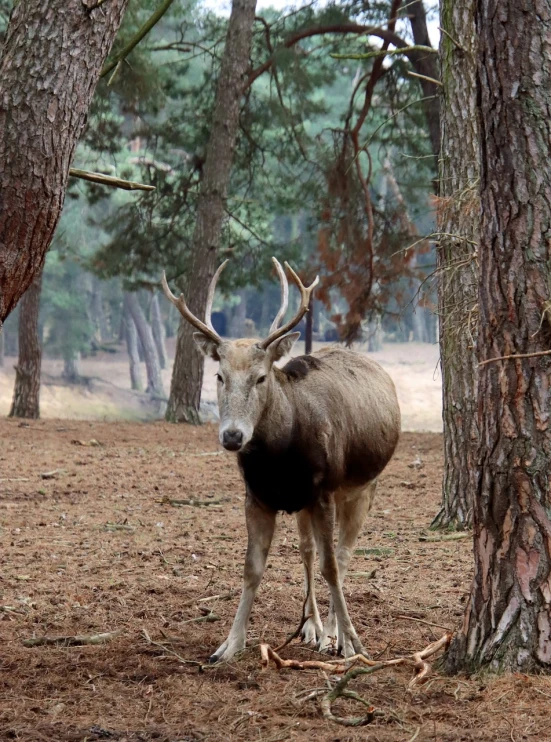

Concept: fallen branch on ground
[[261, 633, 452, 726], [160, 496, 224, 507], [419, 531, 471, 542], [23, 630, 122, 647]]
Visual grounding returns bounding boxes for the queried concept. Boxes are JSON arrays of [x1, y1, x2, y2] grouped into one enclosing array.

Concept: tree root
[[260, 632, 452, 727]]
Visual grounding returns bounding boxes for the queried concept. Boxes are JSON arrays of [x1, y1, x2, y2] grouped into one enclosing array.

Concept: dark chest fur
[[238, 437, 325, 514]]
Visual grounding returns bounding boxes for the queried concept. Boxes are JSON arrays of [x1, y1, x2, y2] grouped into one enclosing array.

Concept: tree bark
[[9, 273, 42, 418], [446, 0, 551, 674], [432, 0, 479, 531], [165, 0, 258, 424], [0, 0, 129, 325], [125, 292, 164, 399], [150, 291, 168, 369], [123, 296, 143, 392], [408, 0, 441, 160]]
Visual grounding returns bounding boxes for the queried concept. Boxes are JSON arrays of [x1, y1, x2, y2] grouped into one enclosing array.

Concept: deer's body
[[162, 258, 401, 663], [239, 345, 400, 514]]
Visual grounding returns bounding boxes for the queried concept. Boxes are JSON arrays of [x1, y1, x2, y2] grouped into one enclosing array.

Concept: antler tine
[[205, 259, 229, 333], [258, 262, 319, 350], [269, 257, 289, 333], [161, 271, 222, 346]]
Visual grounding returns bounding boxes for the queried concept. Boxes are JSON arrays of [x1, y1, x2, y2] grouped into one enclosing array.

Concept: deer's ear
[[193, 333, 220, 361], [268, 332, 300, 362]]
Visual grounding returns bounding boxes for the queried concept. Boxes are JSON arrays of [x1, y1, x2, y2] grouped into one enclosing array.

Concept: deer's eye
[[256, 375, 267, 385], [216, 373, 224, 384]]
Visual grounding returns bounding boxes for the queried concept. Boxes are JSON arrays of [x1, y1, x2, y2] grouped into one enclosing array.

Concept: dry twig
[[23, 630, 122, 647], [260, 633, 452, 727]]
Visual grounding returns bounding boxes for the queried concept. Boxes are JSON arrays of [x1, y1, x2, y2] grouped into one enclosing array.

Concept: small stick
[[23, 630, 122, 647], [275, 594, 310, 653], [479, 349, 551, 367], [419, 531, 471, 542], [160, 496, 223, 507], [407, 70, 442, 87], [394, 615, 451, 631]]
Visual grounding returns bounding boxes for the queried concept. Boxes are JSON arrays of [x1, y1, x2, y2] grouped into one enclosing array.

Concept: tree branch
[[331, 44, 436, 61], [69, 168, 155, 191], [101, 0, 176, 78], [245, 23, 413, 90]]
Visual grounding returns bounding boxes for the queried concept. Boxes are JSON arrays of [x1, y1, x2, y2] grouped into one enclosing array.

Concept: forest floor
[[1, 421, 550, 741], [0, 341, 442, 431]]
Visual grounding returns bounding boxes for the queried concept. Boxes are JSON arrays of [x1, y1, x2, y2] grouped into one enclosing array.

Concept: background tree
[[0, 0, 129, 323], [431, 0, 479, 530], [446, 0, 551, 673], [165, 0, 258, 423], [9, 272, 43, 419]]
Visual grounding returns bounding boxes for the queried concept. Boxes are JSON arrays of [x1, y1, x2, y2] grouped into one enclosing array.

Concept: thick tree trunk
[[123, 297, 143, 392], [0, 0, 129, 324], [150, 292, 168, 369], [125, 292, 164, 399], [446, 0, 551, 674], [165, 0, 257, 424], [432, 0, 479, 531], [9, 273, 42, 418]]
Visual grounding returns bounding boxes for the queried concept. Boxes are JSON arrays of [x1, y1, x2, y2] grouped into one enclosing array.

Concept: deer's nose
[[222, 429, 244, 451]]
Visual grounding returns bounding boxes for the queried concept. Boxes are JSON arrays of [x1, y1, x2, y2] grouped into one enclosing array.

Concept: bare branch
[[69, 168, 155, 191]]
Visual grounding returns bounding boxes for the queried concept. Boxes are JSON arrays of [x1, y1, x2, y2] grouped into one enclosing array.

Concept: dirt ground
[[1, 421, 550, 742], [0, 341, 442, 431]]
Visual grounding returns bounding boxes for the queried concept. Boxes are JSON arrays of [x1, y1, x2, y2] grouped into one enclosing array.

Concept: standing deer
[[162, 259, 401, 662]]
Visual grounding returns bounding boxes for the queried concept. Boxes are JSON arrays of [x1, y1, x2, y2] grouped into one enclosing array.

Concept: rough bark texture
[[125, 293, 164, 399], [447, 0, 551, 673], [432, 0, 479, 531], [123, 297, 143, 392], [0, 0, 129, 325], [9, 273, 42, 419], [165, 0, 257, 424], [150, 292, 168, 370]]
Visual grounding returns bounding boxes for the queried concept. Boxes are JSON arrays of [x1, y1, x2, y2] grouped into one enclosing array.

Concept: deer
[[161, 258, 401, 663]]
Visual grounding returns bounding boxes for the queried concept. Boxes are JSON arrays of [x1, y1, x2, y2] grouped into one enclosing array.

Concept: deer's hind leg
[[318, 480, 377, 656]]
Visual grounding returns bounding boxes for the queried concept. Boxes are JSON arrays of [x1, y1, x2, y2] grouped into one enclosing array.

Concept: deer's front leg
[[208, 492, 276, 663]]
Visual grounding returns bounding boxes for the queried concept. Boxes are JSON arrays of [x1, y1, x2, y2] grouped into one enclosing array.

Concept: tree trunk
[[305, 296, 313, 355], [63, 353, 81, 383], [432, 0, 479, 531], [165, 0, 257, 424], [0, 0, 129, 324], [446, 0, 551, 674], [150, 292, 168, 369], [408, 0, 441, 160], [9, 273, 43, 418], [367, 316, 383, 352], [125, 292, 164, 399], [229, 289, 247, 338], [90, 277, 109, 344], [123, 296, 143, 392]]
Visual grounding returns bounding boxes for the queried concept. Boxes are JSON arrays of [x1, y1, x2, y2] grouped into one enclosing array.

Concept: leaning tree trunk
[[432, 0, 479, 531], [123, 297, 143, 392], [0, 0, 129, 325], [125, 293, 164, 399], [150, 292, 168, 369], [9, 273, 43, 419], [165, 0, 258, 424], [446, 0, 551, 674]]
